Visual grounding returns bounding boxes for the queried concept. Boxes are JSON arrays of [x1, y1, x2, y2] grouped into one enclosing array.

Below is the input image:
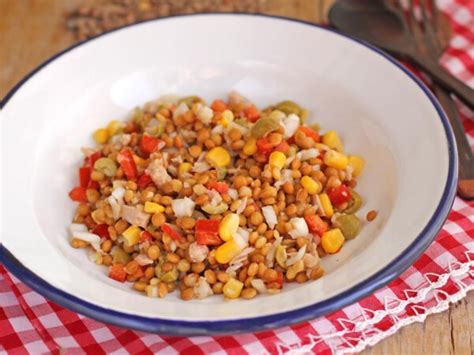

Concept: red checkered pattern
[[1, 1, 473, 353]]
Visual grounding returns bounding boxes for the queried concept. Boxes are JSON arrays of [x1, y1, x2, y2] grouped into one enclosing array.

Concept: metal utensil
[[329, 0, 474, 199], [400, 0, 474, 199], [328, 0, 474, 109]]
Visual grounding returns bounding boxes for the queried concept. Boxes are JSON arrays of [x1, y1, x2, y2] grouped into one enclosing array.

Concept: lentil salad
[[68, 92, 369, 300]]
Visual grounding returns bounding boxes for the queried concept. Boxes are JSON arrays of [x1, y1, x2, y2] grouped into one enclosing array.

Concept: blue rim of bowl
[[0, 13, 458, 336]]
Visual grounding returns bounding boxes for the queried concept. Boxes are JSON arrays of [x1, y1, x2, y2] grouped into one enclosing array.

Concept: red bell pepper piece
[[140, 230, 153, 242], [69, 186, 88, 203], [304, 215, 329, 236], [79, 167, 91, 188], [109, 264, 127, 282], [256, 137, 273, 157], [117, 149, 138, 180], [276, 271, 284, 288], [275, 140, 290, 154], [162, 223, 183, 242], [298, 126, 320, 142], [327, 185, 352, 205], [137, 173, 153, 188], [243, 105, 261, 123], [206, 181, 229, 194], [139, 135, 163, 155], [88, 180, 100, 190], [211, 99, 228, 112], [195, 219, 222, 246], [92, 224, 110, 239]]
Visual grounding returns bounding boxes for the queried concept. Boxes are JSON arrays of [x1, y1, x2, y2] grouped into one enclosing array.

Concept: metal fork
[[389, 0, 474, 199]]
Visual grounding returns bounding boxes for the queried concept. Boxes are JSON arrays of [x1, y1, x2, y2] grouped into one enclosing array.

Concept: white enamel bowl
[[0, 14, 457, 335]]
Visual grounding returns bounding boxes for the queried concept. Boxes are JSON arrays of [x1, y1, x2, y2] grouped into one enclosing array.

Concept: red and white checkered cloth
[[1, 1, 473, 353]]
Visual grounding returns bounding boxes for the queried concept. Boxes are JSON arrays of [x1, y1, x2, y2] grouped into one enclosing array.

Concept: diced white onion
[[275, 169, 294, 188], [233, 232, 248, 249], [265, 236, 282, 267], [135, 254, 154, 266], [197, 106, 213, 124], [281, 113, 300, 138], [107, 196, 122, 221], [194, 277, 214, 299], [192, 161, 211, 173], [189, 242, 209, 263], [211, 125, 225, 135], [69, 223, 88, 235], [262, 206, 277, 229], [72, 232, 102, 253], [112, 186, 126, 204], [251, 279, 267, 294], [122, 205, 150, 228], [237, 228, 250, 244], [173, 102, 189, 119], [236, 197, 248, 215], [171, 197, 195, 218], [297, 148, 319, 161], [288, 217, 309, 239], [286, 245, 307, 266], [227, 188, 238, 200]]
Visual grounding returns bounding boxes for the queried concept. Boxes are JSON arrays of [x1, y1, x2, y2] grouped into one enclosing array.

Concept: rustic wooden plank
[[0, 1, 472, 354], [0, 0, 79, 97]]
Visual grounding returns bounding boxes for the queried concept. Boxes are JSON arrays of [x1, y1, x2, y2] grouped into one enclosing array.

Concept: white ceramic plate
[[0, 14, 457, 335]]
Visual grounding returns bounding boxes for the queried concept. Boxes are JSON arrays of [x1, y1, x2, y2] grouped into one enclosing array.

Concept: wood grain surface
[[1, 1, 473, 353]]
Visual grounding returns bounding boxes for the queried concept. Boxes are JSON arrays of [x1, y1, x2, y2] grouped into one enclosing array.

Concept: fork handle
[[434, 85, 474, 199], [412, 52, 474, 109]]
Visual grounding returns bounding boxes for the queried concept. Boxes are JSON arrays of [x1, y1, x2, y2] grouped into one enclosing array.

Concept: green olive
[[334, 214, 361, 240], [274, 100, 303, 116], [178, 96, 203, 107], [217, 168, 227, 181], [234, 118, 249, 127], [154, 265, 163, 278], [250, 116, 281, 138], [299, 108, 310, 123], [309, 123, 321, 132], [287, 145, 298, 157], [161, 269, 178, 282], [202, 202, 228, 215], [145, 118, 165, 137], [111, 247, 130, 264], [344, 190, 363, 214], [94, 157, 117, 177]]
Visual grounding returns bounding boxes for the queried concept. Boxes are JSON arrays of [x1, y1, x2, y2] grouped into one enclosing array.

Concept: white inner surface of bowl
[[1, 15, 448, 321]]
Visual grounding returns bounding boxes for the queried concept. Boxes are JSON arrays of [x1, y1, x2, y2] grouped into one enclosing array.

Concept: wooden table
[[1, 1, 473, 353]]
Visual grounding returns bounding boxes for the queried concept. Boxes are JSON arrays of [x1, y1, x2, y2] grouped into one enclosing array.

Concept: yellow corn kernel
[[321, 228, 345, 254], [122, 225, 141, 246], [206, 147, 231, 167], [144, 201, 165, 214], [243, 138, 257, 156], [319, 193, 334, 218], [219, 110, 234, 127], [106, 120, 124, 136], [223, 278, 244, 299], [93, 128, 109, 144], [301, 176, 322, 195], [322, 130, 344, 152], [219, 213, 239, 242], [179, 162, 193, 176], [269, 151, 286, 169], [349, 155, 365, 177], [215, 240, 242, 264], [324, 150, 349, 170]]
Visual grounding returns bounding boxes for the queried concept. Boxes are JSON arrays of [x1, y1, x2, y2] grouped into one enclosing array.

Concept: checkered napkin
[[1, 1, 473, 353]]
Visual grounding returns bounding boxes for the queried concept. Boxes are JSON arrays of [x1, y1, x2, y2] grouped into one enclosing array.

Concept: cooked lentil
[[67, 92, 369, 300]]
